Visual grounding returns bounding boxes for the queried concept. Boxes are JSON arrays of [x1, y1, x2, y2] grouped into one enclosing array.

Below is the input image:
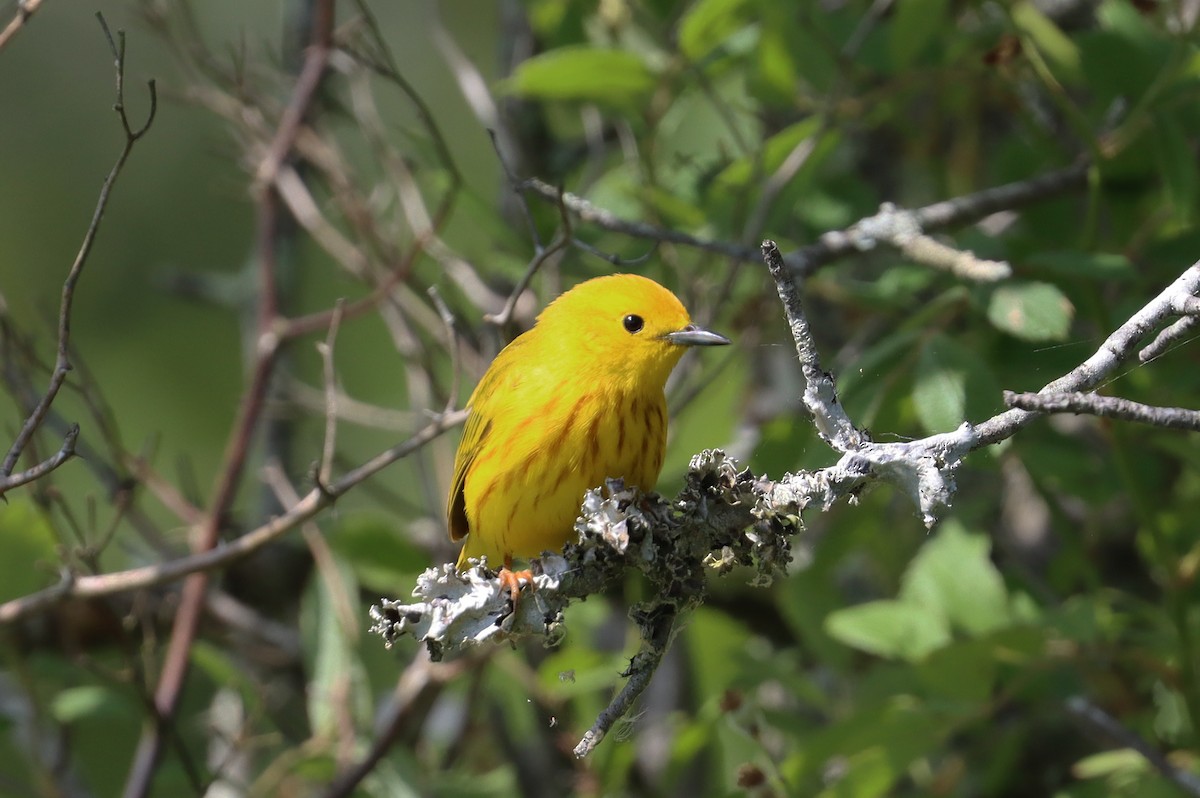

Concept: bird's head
[[535, 274, 730, 390]]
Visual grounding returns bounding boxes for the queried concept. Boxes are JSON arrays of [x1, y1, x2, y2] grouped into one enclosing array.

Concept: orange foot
[[498, 555, 533, 607]]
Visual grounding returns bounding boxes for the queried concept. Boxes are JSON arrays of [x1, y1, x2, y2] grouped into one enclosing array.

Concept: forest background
[[2, 1, 1200, 796]]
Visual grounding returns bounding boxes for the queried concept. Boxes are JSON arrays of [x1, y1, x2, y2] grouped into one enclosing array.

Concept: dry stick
[[522, 160, 1090, 277], [1004, 390, 1200, 432], [0, 0, 45, 51], [1, 16, 156, 481], [1140, 315, 1200, 363], [573, 605, 678, 758], [484, 133, 575, 328], [121, 4, 335, 797], [321, 652, 468, 798], [0, 424, 78, 494], [0, 411, 466, 625], [317, 300, 345, 489], [978, 261, 1200, 447]]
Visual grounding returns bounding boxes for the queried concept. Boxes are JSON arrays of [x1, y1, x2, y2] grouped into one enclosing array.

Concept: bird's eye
[[623, 314, 644, 334]]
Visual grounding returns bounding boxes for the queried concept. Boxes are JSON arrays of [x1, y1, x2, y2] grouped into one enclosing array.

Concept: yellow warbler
[[448, 274, 729, 574]]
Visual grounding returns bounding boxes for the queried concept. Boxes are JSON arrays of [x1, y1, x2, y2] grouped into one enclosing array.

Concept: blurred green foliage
[[3, 0, 1200, 797]]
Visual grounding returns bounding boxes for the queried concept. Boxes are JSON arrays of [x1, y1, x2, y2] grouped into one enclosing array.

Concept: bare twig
[[761, 240, 864, 448], [0, 0, 46, 52], [849, 202, 1011, 281], [1004, 390, 1200, 432], [1, 14, 156, 480], [979, 261, 1200, 446], [0, 424, 78, 495], [320, 651, 467, 798], [522, 161, 1089, 278], [122, 5, 334, 795], [483, 134, 574, 328], [1140, 315, 1200, 363], [573, 604, 678, 758], [317, 300, 345, 489], [0, 410, 466, 626]]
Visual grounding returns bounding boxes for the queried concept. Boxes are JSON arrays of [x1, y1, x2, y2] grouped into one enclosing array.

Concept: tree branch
[[0, 0, 46, 52], [1004, 390, 1200, 432], [0, 410, 465, 625], [522, 160, 1089, 278], [0, 424, 78, 495], [371, 247, 1200, 758], [1, 13, 156, 480]]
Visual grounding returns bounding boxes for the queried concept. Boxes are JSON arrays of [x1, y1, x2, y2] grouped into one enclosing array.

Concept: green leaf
[[710, 117, 824, 194], [900, 520, 1011, 637], [678, 0, 753, 62], [504, 47, 655, 107], [52, 686, 127, 724], [1012, 2, 1083, 83], [987, 281, 1074, 341], [302, 558, 365, 738], [1155, 112, 1198, 225], [839, 327, 923, 430], [1024, 251, 1135, 282], [916, 639, 998, 703], [752, 12, 798, 104], [913, 337, 966, 435], [890, 0, 950, 69], [0, 500, 58, 602], [825, 600, 950, 662], [327, 515, 430, 593], [1072, 748, 1149, 779], [912, 333, 1002, 434]]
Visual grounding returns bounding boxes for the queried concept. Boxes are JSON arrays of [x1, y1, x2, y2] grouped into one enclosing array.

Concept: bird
[[447, 273, 730, 600]]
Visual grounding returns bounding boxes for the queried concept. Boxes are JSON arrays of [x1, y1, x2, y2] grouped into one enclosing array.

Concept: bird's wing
[[447, 406, 490, 542], [447, 333, 539, 543]]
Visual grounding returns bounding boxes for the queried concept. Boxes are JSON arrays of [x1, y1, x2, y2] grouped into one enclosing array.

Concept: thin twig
[[0, 0, 46, 52], [761, 240, 864, 448], [321, 652, 467, 798], [573, 605, 678, 758], [428, 287, 460, 414], [979, 261, 1200, 446], [122, 4, 334, 796], [483, 135, 575, 328], [1, 14, 156, 479], [0, 410, 466, 626], [1140, 315, 1200, 363], [317, 300, 345, 489], [1004, 390, 1200, 431], [0, 424, 78, 494], [522, 161, 1090, 277]]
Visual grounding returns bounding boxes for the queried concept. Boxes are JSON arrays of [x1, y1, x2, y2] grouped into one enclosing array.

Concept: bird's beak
[[662, 323, 731, 347]]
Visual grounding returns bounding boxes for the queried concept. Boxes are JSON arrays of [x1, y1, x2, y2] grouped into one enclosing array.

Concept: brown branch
[[1, 14, 156, 480], [0, 0, 45, 52], [122, 4, 336, 796], [0, 424, 78, 494], [0, 410, 465, 626], [321, 652, 468, 798], [522, 160, 1090, 277]]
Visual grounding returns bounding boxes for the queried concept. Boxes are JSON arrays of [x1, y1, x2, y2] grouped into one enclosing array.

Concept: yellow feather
[[447, 274, 728, 568]]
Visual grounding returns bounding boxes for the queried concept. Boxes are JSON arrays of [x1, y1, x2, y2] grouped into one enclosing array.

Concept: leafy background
[[2, 0, 1200, 796]]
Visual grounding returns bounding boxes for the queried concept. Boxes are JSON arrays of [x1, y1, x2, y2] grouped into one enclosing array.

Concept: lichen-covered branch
[[372, 248, 1200, 759]]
